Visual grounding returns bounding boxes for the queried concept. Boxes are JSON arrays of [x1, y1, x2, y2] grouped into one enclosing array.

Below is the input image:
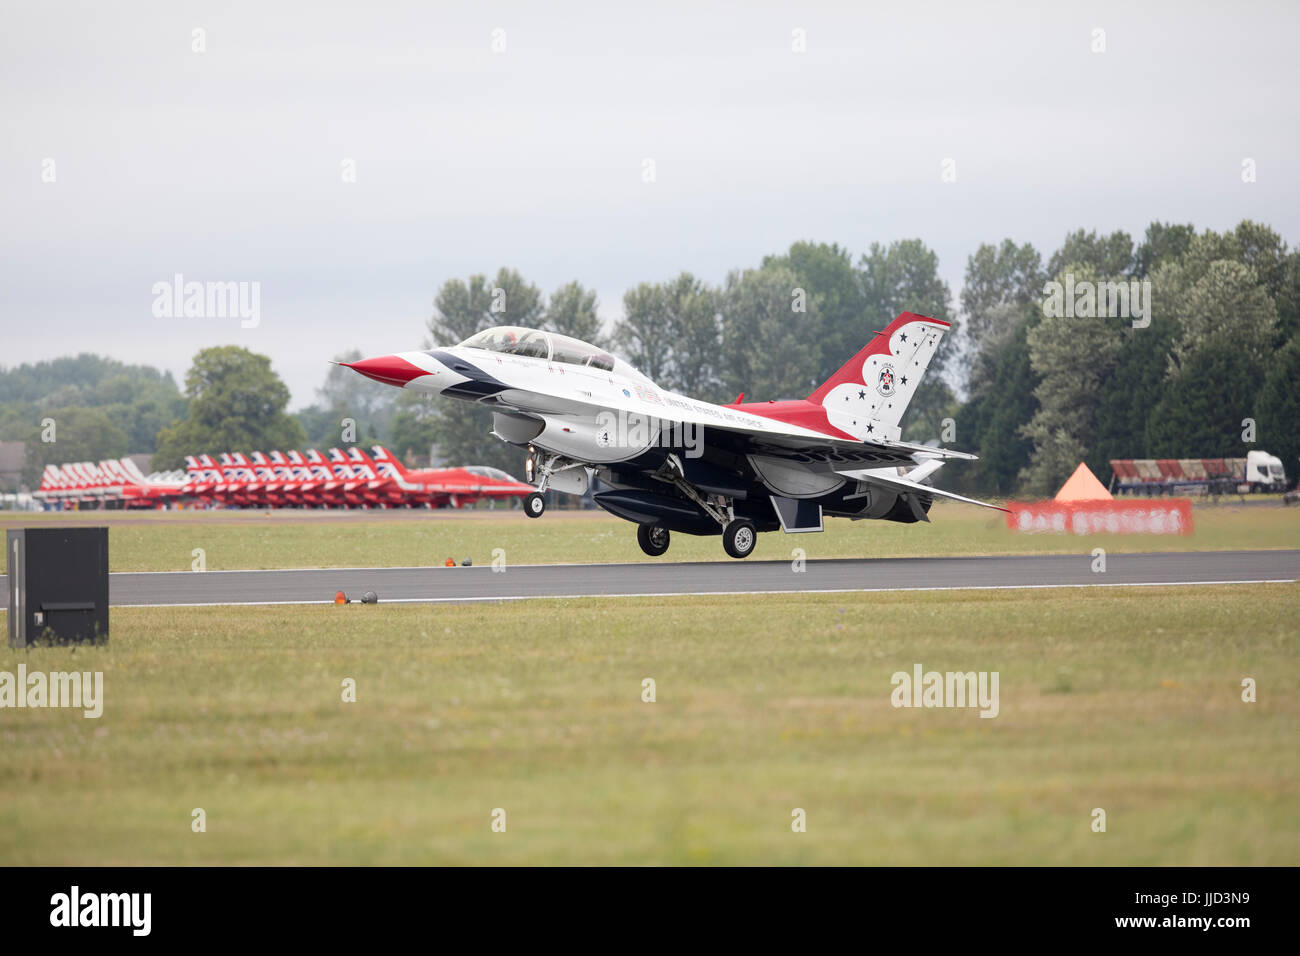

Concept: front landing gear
[[723, 519, 757, 559], [637, 523, 671, 557], [524, 450, 588, 519]]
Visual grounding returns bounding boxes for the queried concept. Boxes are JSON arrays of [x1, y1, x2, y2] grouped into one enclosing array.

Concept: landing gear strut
[[524, 449, 588, 519], [524, 448, 556, 519], [637, 523, 671, 557], [652, 453, 757, 559]]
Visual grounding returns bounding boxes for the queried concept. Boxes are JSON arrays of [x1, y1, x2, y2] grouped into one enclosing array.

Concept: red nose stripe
[[341, 355, 429, 387]]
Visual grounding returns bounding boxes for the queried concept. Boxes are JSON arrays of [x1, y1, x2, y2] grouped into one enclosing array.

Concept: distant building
[[0, 446, 156, 491], [0, 441, 26, 491]]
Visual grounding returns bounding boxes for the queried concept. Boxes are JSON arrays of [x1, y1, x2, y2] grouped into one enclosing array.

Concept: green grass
[[1, 584, 1296, 864], [2, 500, 1297, 572]]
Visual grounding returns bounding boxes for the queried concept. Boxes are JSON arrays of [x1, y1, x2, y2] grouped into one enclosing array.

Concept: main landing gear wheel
[[637, 523, 671, 557], [523, 492, 545, 518], [722, 519, 757, 559]]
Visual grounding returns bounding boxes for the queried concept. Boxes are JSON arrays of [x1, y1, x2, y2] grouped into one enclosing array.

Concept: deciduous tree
[[153, 346, 305, 468]]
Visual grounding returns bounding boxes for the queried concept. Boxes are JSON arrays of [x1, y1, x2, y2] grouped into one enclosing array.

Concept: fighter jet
[[342, 312, 1002, 558]]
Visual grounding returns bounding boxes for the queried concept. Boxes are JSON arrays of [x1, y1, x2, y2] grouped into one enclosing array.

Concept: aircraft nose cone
[[341, 354, 430, 387]]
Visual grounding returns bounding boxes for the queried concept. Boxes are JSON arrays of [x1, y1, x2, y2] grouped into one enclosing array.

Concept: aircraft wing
[[485, 383, 976, 468], [350, 349, 980, 469], [721, 428, 977, 464]]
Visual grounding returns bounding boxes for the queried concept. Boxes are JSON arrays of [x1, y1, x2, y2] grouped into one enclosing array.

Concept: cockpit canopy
[[464, 465, 516, 481], [459, 326, 617, 373]]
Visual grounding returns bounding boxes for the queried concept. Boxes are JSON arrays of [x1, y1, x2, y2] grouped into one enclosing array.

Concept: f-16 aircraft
[[342, 312, 1002, 558]]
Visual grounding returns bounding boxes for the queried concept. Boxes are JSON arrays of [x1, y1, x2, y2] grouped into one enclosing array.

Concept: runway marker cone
[[334, 591, 347, 604]]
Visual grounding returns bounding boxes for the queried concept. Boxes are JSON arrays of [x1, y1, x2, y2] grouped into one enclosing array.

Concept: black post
[[6, 527, 109, 648]]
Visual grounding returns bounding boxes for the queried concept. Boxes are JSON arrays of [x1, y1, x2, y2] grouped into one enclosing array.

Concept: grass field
[[2, 500, 1297, 572], [1, 584, 1296, 865]]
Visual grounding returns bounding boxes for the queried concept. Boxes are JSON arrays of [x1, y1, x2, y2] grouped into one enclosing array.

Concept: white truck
[[1110, 450, 1289, 495], [1245, 450, 1288, 492]]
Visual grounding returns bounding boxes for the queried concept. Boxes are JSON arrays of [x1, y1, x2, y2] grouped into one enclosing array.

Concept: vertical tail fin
[[118, 458, 148, 482], [371, 446, 409, 478], [807, 311, 949, 441]]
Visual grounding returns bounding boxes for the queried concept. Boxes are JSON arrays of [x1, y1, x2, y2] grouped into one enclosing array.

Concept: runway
[[1, 550, 1296, 608]]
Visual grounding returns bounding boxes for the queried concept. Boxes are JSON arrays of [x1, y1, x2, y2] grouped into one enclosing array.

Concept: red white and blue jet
[[343, 313, 1001, 558]]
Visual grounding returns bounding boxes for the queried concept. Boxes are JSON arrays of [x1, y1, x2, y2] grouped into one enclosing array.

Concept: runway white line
[[55, 576, 1296, 608], [17, 548, 1291, 575]]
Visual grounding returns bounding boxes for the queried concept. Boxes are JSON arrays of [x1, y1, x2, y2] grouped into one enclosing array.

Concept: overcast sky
[[2, 0, 1297, 406]]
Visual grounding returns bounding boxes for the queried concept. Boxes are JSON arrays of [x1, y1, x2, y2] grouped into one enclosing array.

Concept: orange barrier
[[1007, 499, 1194, 535]]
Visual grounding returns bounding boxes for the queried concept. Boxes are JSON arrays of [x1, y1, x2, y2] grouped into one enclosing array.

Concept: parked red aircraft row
[[37, 445, 533, 509], [36, 446, 533, 510], [35, 459, 186, 507]]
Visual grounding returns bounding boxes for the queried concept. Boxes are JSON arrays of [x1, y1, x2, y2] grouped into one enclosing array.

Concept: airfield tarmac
[[2, 549, 1296, 607]]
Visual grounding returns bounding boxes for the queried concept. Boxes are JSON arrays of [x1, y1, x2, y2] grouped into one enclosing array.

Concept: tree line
[[956, 221, 1298, 495], [0, 355, 187, 487], [3, 219, 1297, 495], [401, 219, 1300, 494]]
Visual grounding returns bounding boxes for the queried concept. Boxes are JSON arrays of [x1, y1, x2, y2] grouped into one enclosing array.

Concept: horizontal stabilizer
[[871, 439, 977, 461], [842, 462, 1009, 513]]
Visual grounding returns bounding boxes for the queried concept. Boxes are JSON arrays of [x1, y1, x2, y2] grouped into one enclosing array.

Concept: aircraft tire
[[637, 523, 671, 557], [524, 492, 545, 518], [722, 518, 757, 559]]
